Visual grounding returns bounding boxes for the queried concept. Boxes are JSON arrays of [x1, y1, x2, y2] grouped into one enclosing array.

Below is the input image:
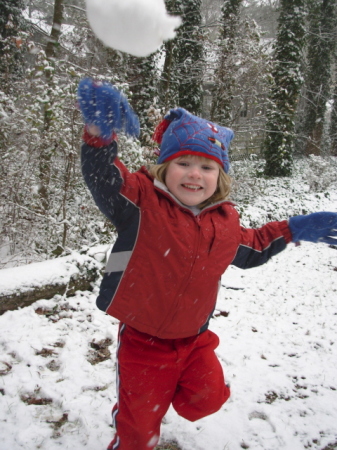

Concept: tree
[[0, 0, 27, 90], [330, 46, 337, 156], [38, 0, 66, 211], [263, 0, 306, 177], [176, 0, 204, 114], [211, 0, 243, 125], [300, 0, 336, 156], [160, 0, 204, 115], [45, 0, 64, 59], [127, 54, 158, 147], [159, 0, 183, 112], [208, 0, 273, 163]]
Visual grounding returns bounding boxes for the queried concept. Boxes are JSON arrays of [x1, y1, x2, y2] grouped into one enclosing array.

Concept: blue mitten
[[289, 212, 337, 244], [77, 78, 140, 139]]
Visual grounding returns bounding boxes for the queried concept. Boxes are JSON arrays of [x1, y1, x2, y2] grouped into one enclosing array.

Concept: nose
[[187, 165, 202, 179]]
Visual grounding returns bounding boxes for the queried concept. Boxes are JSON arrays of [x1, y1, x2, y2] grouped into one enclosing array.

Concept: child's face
[[165, 155, 220, 206]]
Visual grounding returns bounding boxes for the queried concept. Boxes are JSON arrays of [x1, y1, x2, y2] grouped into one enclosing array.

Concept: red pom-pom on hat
[[152, 119, 171, 144]]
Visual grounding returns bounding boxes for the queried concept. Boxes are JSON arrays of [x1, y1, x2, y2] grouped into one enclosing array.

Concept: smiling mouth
[[182, 184, 203, 191]]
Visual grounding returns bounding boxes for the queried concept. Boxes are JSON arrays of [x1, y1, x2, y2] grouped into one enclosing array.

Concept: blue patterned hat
[[153, 108, 234, 173]]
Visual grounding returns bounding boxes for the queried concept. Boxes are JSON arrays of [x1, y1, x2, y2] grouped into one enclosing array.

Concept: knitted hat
[[153, 108, 234, 173]]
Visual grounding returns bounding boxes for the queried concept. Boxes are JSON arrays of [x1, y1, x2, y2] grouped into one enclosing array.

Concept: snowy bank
[[0, 248, 107, 314]]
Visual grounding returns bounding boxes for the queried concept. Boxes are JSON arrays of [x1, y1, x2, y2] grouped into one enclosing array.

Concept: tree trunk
[[330, 74, 337, 156], [263, 0, 306, 177], [45, 0, 64, 60], [37, 0, 65, 212], [301, 0, 336, 156], [304, 121, 324, 156], [176, 0, 204, 115], [160, 40, 176, 111], [211, 0, 243, 125]]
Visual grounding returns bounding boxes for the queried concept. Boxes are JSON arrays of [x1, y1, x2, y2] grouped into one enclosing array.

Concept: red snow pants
[[107, 324, 230, 450]]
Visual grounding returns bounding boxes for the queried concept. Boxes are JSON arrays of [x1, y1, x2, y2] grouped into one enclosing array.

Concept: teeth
[[183, 184, 201, 190]]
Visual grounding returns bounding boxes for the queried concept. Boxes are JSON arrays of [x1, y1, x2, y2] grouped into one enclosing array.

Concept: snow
[[85, 0, 182, 57], [1, 174, 337, 449]]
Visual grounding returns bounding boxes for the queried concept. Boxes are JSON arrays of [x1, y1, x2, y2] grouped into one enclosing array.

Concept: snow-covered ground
[[1, 161, 337, 450]]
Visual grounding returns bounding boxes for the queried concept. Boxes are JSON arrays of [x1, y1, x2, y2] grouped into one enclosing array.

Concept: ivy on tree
[[211, 0, 243, 125], [263, 0, 306, 177], [0, 0, 27, 89], [300, 0, 336, 156]]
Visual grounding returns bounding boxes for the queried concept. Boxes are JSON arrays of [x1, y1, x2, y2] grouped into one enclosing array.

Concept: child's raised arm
[[77, 79, 140, 225], [77, 78, 140, 140]]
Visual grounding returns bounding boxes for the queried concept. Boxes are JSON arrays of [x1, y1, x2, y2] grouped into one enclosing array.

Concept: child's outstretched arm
[[232, 212, 336, 270], [288, 212, 337, 245], [232, 220, 291, 269]]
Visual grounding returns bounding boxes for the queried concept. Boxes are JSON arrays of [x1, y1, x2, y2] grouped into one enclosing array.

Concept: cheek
[[166, 166, 182, 184], [165, 177, 173, 192], [209, 174, 219, 192], [165, 169, 178, 191]]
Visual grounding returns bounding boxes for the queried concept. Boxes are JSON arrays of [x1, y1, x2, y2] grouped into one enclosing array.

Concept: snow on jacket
[[82, 141, 292, 339]]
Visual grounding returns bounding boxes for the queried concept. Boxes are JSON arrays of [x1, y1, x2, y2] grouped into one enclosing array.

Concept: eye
[[177, 161, 189, 167], [202, 165, 213, 170]]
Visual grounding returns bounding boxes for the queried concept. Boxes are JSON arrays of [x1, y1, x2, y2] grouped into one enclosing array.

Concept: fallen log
[[0, 250, 106, 315]]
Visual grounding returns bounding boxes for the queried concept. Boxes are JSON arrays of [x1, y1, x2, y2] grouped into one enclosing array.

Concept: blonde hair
[[148, 156, 232, 209]]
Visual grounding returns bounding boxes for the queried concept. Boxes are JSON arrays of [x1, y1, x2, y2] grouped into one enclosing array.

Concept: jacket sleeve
[[231, 220, 293, 269], [81, 141, 140, 229]]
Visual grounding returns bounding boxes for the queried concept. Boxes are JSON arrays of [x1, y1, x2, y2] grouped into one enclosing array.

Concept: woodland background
[[0, 0, 336, 268]]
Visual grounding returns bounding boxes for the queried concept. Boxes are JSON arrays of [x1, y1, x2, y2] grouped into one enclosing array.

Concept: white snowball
[[86, 0, 182, 57]]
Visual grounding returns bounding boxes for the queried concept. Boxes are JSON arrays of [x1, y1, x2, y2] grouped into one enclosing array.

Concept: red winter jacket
[[82, 141, 292, 339]]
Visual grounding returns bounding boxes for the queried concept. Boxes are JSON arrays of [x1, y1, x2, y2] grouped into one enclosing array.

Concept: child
[[78, 78, 337, 450]]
